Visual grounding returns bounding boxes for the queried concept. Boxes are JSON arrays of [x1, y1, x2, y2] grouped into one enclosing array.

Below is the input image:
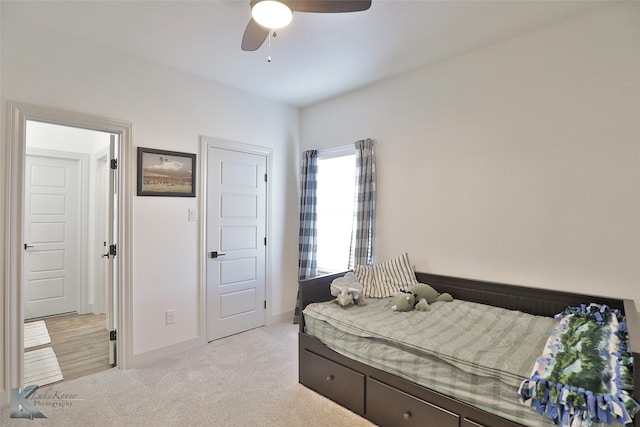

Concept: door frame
[[3, 101, 134, 396], [199, 136, 273, 340]]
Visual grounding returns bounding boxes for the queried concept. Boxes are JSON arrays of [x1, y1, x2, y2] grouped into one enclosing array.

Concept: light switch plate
[[166, 310, 176, 325]]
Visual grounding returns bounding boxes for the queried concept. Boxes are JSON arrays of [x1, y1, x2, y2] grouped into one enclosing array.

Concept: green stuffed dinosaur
[[391, 283, 453, 312]]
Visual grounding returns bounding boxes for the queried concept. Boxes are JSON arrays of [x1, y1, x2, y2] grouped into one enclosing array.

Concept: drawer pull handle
[[326, 374, 334, 382], [403, 411, 412, 421]]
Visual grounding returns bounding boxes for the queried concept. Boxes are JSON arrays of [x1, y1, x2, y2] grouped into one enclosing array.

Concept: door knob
[[210, 251, 226, 259], [24, 244, 34, 250]]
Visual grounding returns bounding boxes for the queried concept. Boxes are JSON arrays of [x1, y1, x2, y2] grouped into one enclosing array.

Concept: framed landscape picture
[[137, 147, 196, 197]]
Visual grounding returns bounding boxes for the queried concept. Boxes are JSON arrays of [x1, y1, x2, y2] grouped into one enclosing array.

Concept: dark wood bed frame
[[298, 271, 640, 427]]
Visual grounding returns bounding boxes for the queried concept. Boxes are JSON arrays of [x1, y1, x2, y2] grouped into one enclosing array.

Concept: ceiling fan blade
[[291, 0, 372, 13], [241, 18, 269, 51]]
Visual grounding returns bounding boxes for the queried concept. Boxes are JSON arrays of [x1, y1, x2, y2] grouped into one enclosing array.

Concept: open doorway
[[23, 120, 117, 385], [3, 101, 132, 394], [22, 121, 116, 385]]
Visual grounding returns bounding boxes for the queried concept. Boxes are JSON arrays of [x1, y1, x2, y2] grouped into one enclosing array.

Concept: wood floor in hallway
[[43, 313, 113, 381]]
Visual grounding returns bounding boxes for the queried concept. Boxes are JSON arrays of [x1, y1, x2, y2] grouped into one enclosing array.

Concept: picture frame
[[137, 147, 196, 197]]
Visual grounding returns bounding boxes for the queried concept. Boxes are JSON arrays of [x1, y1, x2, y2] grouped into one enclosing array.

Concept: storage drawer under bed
[[367, 377, 460, 427], [299, 349, 365, 416]]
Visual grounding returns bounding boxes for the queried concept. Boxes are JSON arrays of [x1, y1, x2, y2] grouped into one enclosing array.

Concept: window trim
[[317, 144, 355, 160]]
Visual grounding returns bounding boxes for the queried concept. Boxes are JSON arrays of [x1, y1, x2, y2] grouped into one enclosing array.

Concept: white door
[[24, 155, 80, 319], [207, 147, 266, 341], [95, 136, 118, 365], [106, 136, 119, 364], [94, 152, 109, 316]]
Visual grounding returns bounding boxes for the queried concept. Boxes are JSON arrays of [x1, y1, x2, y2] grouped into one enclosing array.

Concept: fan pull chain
[[267, 30, 277, 63]]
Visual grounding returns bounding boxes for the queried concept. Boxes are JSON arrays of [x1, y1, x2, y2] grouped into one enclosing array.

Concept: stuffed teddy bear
[[391, 283, 453, 312], [330, 272, 365, 307]]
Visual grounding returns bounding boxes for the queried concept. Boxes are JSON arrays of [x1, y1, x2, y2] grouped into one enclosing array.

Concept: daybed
[[298, 271, 640, 427]]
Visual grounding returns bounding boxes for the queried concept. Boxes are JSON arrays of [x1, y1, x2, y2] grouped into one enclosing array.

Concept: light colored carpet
[[1, 321, 374, 426], [24, 321, 52, 349], [23, 347, 64, 387]]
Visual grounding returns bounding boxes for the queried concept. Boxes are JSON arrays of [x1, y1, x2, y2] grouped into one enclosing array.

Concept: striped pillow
[[353, 264, 375, 292], [355, 253, 418, 298]]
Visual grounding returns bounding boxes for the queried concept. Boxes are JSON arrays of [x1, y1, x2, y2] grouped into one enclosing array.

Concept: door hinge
[[264, 237, 267, 246], [110, 159, 118, 169], [110, 330, 117, 341], [109, 244, 117, 257], [264, 173, 267, 182], [264, 301, 267, 309]]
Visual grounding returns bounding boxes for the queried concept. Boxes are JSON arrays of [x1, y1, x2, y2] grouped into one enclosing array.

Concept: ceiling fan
[[241, 0, 372, 51]]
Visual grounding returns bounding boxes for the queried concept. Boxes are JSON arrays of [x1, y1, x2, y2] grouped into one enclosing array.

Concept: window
[[316, 147, 356, 273]]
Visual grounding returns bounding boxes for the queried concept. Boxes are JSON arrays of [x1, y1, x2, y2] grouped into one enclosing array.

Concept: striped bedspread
[[304, 297, 559, 427]]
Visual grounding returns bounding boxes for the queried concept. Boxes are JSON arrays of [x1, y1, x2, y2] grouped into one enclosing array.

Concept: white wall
[[0, 5, 301, 385], [302, 4, 640, 305], [26, 121, 111, 154]]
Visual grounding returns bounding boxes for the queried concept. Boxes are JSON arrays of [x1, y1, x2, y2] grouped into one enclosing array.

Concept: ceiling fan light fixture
[[251, 0, 293, 29]]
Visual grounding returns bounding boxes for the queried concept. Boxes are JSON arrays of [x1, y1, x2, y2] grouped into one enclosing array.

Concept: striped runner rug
[[24, 320, 52, 349], [24, 347, 64, 386]]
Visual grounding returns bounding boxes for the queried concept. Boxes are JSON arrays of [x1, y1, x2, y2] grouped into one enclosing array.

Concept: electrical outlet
[[166, 310, 176, 325]]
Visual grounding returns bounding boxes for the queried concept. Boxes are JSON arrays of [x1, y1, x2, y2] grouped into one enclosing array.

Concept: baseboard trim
[[131, 336, 205, 368], [269, 310, 294, 324]]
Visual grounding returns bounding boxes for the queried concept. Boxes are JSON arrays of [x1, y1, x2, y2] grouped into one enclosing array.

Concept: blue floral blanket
[[519, 303, 640, 426]]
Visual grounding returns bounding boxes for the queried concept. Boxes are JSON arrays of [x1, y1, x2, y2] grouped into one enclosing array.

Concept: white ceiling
[[3, 0, 615, 107]]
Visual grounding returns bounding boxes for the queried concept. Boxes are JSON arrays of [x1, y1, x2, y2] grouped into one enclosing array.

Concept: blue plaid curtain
[[349, 139, 376, 268], [294, 150, 318, 324]]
